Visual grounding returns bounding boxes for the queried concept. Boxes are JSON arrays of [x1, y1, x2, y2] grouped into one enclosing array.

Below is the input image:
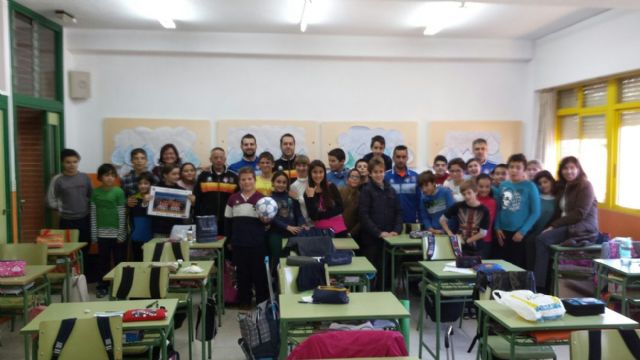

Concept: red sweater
[[477, 194, 497, 243]]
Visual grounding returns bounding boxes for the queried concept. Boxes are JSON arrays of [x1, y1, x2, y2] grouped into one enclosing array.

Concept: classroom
[[1, 0, 640, 359]]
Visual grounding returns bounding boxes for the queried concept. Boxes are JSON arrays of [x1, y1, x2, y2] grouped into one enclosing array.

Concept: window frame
[[556, 77, 640, 216]]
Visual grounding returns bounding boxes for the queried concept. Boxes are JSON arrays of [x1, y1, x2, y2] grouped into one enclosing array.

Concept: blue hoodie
[[326, 168, 349, 189], [419, 187, 455, 230], [270, 191, 305, 236], [495, 180, 540, 235], [385, 168, 419, 223]]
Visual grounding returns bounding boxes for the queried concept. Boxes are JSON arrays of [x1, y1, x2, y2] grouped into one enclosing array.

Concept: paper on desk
[[443, 265, 475, 275], [300, 296, 313, 303]]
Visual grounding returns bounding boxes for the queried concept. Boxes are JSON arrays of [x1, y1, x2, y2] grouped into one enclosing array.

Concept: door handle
[[20, 199, 26, 212]]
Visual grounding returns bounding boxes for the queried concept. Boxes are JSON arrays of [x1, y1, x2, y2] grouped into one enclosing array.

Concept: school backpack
[[237, 300, 280, 359]]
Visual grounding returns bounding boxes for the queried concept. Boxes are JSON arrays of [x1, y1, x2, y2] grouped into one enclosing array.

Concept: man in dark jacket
[[359, 157, 403, 290], [193, 147, 238, 236]]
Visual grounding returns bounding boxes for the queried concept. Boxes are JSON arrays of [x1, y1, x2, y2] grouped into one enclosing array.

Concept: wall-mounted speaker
[[69, 71, 91, 100]]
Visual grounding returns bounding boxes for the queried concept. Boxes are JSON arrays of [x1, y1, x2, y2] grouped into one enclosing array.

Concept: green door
[[44, 112, 61, 226], [0, 105, 8, 242]]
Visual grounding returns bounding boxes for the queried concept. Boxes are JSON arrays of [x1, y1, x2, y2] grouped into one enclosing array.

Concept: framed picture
[[148, 186, 192, 219]]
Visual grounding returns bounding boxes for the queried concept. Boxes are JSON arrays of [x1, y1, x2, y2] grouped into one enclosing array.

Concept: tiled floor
[[0, 282, 587, 359]]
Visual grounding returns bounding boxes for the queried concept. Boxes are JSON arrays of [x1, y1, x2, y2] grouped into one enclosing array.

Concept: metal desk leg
[[509, 333, 516, 360], [390, 247, 397, 294], [201, 283, 207, 360], [279, 320, 289, 359], [161, 327, 169, 360], [381, 244, 388, 291], [622, 276, 629, 316], [418, 275, 426, 358], [24, 332, 31, 360], [552, 251, 559, 296], [435, 282, 441, 360], [64, 256, 71, 302]]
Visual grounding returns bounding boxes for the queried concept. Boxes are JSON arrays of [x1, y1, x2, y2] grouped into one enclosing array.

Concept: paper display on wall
[[337, 126, 411, 168], [225, 126, 309, 164], [109, 126, 203, 176], [439, 131, 502, 163]]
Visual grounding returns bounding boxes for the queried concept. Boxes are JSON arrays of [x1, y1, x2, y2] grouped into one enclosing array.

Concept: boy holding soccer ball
[[224, 167, 269, 307]]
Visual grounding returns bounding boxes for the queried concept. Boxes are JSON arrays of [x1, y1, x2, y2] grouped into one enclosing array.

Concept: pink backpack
[[224, 260, 239, 304], [0, 260, 26, 277]]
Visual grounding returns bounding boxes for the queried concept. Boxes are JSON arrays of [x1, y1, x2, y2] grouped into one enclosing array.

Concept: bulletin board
[[103, 118, 211, 176], [216, 120, 319, 164], [320, 122, 418, 168], [427, 121, 523, 164]]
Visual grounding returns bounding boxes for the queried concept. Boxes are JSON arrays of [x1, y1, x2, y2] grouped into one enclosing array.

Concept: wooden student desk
[[21, 299, 179, 360], [279, 292, 410, 359], [47, 242, 86, 302], [594, 258, 640, 316], [417, 260, 524, 359], [381, 234, 421, 293], [150, 237, 226, 324], [475, 300, 638, 360], [103, 261, 214, 360]]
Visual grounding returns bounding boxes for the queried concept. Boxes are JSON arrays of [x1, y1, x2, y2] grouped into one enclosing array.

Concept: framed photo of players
[[148, 186, 192, 219]]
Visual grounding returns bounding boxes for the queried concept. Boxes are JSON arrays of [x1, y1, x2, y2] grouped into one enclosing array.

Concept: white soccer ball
[[255, 197, 278, 220]]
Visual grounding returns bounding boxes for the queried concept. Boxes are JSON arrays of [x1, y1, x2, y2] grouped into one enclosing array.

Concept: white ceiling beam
[[399, 0, 640, 9]]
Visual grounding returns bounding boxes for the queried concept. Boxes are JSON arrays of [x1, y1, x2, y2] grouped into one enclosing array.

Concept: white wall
[[532, 9, 640, 90], [65, 30, 531, 172]]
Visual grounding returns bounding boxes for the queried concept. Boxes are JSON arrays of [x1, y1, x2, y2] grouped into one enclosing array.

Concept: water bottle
[[619, 237, 632, 267], [186, 228, 194, 242]]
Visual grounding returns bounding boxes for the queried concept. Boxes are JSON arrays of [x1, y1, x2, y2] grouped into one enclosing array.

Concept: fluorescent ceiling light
[[410, 1, 484, 36], [158, 17, 176, 29], [287, 0, 331, 32], [126, 0, 196, 30], [300, 0, 312, 32]]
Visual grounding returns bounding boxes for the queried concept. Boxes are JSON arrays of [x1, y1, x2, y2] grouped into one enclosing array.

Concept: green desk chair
[[277, 264, 331, 351], [142, 241, 190, 262], [38, 316, 123, 360], [112, 263, 194, 360], [402, 234, 458, 299], [0, 243, 50, 330], [111, 264, 170, 359], [278, 264, 330, 295], [0, 243, 48, 265], [571, 329, 640, 360]]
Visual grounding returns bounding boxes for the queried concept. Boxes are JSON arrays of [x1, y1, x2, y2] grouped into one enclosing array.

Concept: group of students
[[46, 132, 599, 303]]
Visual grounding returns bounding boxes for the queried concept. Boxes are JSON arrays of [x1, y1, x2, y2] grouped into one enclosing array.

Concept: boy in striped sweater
[[225, 167, 269, 307], [91, 163, 126, 298]]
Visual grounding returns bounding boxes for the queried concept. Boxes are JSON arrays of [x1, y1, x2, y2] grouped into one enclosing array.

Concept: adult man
[[228, 133, 260, 174], [472, 138, 497, 174], [384, 145, 419, 229], [274, 133, 298, 182], [194, 147, 238, 235]]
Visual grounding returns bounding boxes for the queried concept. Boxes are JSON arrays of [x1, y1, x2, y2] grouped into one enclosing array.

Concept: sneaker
[[96, 288, 108, 298]]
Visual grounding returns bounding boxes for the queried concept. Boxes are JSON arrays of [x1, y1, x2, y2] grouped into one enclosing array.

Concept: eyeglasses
[[349, 175, 361, 180]]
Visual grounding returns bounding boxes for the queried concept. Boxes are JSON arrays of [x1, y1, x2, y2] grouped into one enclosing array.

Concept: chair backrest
[[422, 234, 458, 261], [404, 223, 421, 234], [287, 330, 408, 358], [111, 263, 169, 299], [278, 264, 330, 294], [39, 229, 80, 243], [0, 243, 48, 265], [571, 329, 640, 360], [38, 316, 123, 360], [142, 241, 190, 262]]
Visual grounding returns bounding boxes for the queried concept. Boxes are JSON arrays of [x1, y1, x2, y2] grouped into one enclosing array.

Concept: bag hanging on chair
[[196, 296, 217, 341]]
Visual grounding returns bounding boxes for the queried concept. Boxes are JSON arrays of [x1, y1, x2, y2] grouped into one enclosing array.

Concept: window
[[11, 6, 60, 100], [617, 111, 640, 210], [556, 75, 640, 213]]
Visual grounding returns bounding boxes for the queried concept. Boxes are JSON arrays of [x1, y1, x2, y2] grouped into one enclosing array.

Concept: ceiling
[[14, 0, 634, 39]]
